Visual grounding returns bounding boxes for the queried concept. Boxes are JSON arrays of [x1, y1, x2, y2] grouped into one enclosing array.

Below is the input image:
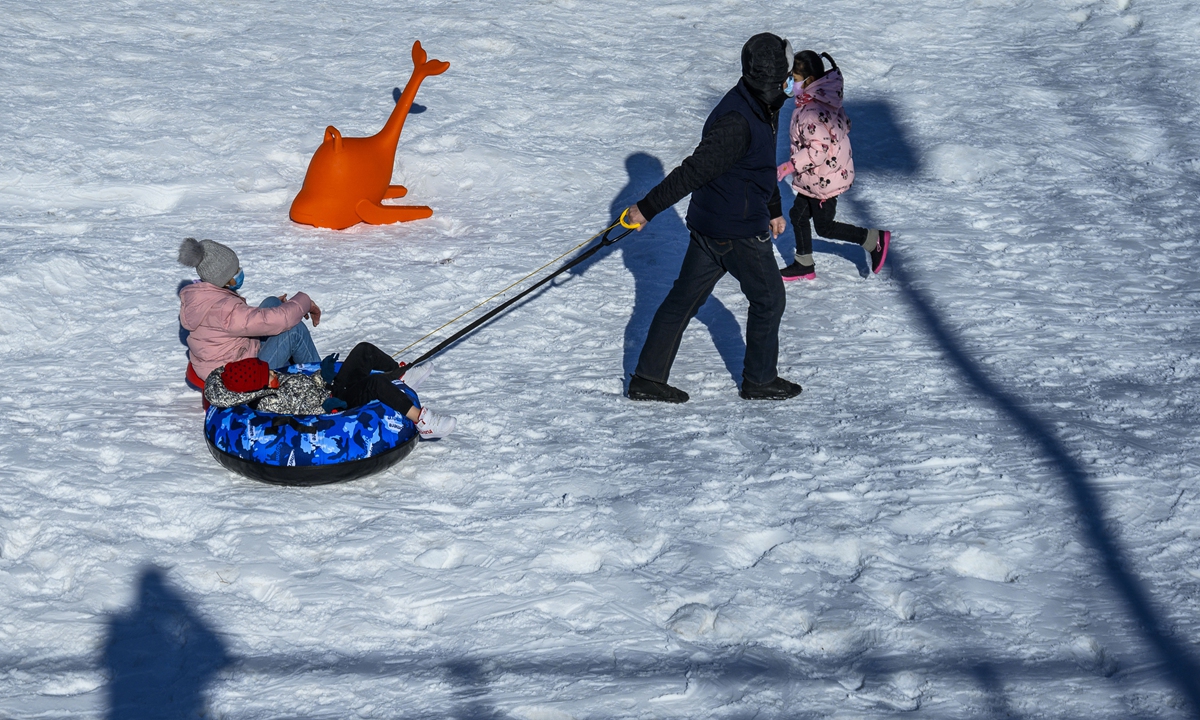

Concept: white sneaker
[[415, 406, 456, 439], [399, 362, 434, 391]]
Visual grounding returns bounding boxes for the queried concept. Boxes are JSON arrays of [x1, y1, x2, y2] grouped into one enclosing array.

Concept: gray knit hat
[[178, 237, 240, 286]]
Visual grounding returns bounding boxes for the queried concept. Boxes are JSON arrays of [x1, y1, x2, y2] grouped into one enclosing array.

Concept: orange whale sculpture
[[289, 41, 450, 230]]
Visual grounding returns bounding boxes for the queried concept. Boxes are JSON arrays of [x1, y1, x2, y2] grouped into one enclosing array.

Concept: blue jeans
[[255, 296, 320, 370], [634, 227, 785, 386]]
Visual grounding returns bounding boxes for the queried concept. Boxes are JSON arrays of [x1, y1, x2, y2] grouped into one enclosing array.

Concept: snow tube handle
[[264, 416, 322, 435], [598, 209, 639, 245], [600, 224, 634, 246]]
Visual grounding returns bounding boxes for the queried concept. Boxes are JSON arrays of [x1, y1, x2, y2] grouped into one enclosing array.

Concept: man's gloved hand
[[322, 397, 348, 413], [319, 353, 339, 385]]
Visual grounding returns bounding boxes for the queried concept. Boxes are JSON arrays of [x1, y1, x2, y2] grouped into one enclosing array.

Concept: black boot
[[780, 261, 816, 281], [628, 374, 689, 403], [739, 376, 802, 400]]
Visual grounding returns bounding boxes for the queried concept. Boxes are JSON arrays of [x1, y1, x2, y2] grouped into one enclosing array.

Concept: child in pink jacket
[[778, 51, 890, 280], [177, 238, 322, 381]]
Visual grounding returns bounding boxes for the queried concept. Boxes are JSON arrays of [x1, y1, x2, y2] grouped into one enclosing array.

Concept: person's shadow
[[570, 153, 747, 388], [103, 567, 232, 720], [444, 658, 506, 720]]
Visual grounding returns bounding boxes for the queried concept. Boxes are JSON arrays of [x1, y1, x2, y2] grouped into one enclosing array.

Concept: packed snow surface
[[3, 0, 1200, 717]]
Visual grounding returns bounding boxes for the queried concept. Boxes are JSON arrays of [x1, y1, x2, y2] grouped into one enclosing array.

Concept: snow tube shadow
[[203, 363, 420, 486]]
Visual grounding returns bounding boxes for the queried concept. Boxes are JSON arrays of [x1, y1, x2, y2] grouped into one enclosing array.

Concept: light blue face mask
[[225, 269, 244, 291], [784, 76, 797, 98]]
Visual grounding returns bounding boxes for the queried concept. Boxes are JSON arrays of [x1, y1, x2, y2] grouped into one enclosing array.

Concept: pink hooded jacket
[[179, 281, 312, 378], [777, 69, 855, 201]]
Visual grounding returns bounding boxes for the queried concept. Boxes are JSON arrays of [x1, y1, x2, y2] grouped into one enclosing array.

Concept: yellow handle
[[619, 208, 642, 230]]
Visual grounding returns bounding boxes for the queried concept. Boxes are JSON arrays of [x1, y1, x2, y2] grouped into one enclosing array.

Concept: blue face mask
[[225, 269, 244, 291], [784, 76, 796, 98]]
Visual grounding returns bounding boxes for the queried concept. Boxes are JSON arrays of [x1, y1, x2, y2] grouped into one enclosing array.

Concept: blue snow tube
[[203, 363, 420, 486]]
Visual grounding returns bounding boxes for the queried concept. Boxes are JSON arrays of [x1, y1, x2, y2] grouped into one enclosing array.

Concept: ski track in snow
[[2, 0, 1200, 717]]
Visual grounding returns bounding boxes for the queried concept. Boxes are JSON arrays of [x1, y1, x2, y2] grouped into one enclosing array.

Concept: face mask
[[764, 85, 787, 111], [225, 269, 244, 291], [784, 76, 796, 98]]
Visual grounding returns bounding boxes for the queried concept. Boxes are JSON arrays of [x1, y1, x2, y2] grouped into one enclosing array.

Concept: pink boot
[[870, 230, 891, 274]]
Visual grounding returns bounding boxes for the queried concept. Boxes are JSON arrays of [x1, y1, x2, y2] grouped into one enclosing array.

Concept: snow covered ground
[[3, 0, 1200, 716]]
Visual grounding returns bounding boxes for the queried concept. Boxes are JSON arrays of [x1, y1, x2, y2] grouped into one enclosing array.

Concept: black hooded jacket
[[635, 34, 789, 234], [635, 83, 784, 233]]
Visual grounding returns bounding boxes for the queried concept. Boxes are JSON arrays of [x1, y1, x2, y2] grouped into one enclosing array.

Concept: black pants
[[790, 195, 867, 266], [634, 227, 786, 386], [331, 342, 415, 415]]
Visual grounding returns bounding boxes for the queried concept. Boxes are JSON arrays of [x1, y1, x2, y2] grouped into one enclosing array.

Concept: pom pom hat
[[178, 237, 240, 287], [223, 358, 270, 393]]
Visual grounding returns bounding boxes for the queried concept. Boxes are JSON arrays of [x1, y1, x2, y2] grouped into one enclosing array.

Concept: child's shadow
[[570, 153, 746, 387]]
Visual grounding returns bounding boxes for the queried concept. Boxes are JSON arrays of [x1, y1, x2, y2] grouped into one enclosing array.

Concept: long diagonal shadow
[[836, 94, 1200, 712], [884, 240, 1200, 711]]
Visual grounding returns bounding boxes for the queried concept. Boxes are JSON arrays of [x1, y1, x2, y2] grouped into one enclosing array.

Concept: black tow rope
[[399, 220, 637, 369]]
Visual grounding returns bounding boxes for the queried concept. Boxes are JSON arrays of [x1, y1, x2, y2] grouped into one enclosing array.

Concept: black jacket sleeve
[[636, 112, 751, 221], [767, 184, 782, 220]]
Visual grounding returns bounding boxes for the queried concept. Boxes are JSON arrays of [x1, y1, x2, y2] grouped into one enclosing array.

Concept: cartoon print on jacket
[[786, 69, 856, 201]]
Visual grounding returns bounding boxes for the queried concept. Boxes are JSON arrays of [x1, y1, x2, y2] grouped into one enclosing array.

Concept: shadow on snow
[[569, 152, 747, 388], [103, 567, 232, 720], [837, 94, 1200, 713]]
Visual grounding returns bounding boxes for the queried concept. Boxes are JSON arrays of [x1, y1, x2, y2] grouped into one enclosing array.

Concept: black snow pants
[[790, 194, 868, 267], [332, 342, 415, 415], [634, 227, 785, 387]]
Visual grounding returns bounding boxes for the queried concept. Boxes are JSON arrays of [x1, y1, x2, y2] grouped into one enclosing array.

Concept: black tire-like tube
[[205, 435, 418, 486]]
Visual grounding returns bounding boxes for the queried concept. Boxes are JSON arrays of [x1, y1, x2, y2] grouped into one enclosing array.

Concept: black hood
[[741, 33, 789, 93], [740, 33, 790, 115]]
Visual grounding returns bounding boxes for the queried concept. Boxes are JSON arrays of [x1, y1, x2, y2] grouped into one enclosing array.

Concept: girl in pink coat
[[778, 51, 890, 280], [177, 238, 322, 382]]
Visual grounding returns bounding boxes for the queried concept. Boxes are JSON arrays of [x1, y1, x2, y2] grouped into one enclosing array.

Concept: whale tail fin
[[376, 41, 448, 148], [411, 40, 450, 78]]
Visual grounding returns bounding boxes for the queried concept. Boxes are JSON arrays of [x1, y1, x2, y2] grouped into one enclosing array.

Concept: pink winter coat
[[179, 281, 312, 378], [777, 70, 855, 201]]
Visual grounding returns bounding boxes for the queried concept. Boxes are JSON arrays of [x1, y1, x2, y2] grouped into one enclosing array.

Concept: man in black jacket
[[624, 33, 803, 403]]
